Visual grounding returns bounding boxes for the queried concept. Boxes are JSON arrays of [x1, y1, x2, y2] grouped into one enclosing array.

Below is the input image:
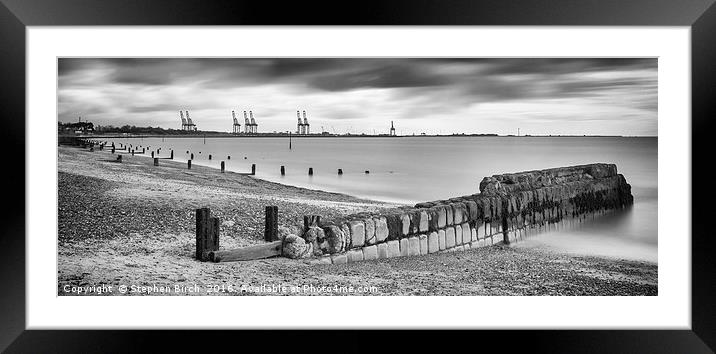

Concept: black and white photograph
[[57, 57, 658, 296]]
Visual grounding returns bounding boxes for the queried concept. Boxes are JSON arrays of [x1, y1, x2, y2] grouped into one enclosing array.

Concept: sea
[[106, 136, 658, 263]]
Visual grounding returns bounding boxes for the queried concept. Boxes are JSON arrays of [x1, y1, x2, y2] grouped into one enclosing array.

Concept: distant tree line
[[58, 121, 94, 132], [58, 122, 228, 135]]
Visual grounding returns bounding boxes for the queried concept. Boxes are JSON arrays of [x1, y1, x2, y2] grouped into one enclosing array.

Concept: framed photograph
[[3, 0, 714, 352]]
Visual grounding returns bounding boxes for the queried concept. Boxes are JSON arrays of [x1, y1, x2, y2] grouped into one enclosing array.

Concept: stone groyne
[[282, 163, 634, 264]]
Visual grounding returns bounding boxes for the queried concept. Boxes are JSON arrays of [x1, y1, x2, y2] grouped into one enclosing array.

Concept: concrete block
[[331, 253, 347, 264], [409, 210, 423, 234], [341, 223, 351, 246], [363, 245, 378, 260], [478, 239, 486, 248], [477, 221, 486, 238], [428, 232, 439, 254], [364, 218, 376, 245], [471, 227, 477, 242], [453, 203, 464, 224], [419, 234, 429, 255], [438, 229, 446, 250], [318, 256, 332, 264], [445, 205, 454, 225], [400, 214, 411, 236], [454, 225, 463, 245], [400, 238, 410, 257], [408, 236, 420, 256], [427, 207, 440, 231], [385, 213, 401, 240], [419, 210, 429, 232], [350, 220, 365, 247], [466, 200, 478, 222], [377, 242, 389, 259], [387, 240, 401, 258], [347, 249, 363, 263], [470, 241, 480, 249], [436, 205, 447, 228], [463, 243, 471, 250], [375, 217, 389, 243], [446, 227, 456, 248], [462, 223, 471, 244], [454, 245, 465, 252]]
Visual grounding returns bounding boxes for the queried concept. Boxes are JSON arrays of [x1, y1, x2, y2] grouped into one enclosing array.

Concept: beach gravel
[[57, 146, 657, 296]]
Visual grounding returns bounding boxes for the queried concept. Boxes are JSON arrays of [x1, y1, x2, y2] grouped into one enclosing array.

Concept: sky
[[58, 58, 657, 136]]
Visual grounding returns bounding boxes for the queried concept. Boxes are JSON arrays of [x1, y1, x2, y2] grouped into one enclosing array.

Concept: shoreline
[[67, 134, 658, 139], [57, 145, 657, 296]]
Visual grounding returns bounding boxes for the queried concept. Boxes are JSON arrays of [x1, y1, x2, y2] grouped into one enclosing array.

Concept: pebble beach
[[57, 145, 657, 296]]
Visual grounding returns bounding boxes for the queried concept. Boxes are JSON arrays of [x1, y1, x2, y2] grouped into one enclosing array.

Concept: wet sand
[[57, 145, 657, 296]]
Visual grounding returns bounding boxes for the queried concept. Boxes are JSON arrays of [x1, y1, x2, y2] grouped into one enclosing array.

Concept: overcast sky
[[58, 58, 657, 136]]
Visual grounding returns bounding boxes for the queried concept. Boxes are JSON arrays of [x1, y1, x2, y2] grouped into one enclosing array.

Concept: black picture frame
[[1, 0, 713, 352]]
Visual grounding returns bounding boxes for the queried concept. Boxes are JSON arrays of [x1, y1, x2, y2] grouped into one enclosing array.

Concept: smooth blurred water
[[108, 136, 657, 262]]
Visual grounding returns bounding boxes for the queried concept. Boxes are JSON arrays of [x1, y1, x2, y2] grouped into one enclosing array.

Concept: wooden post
[[303, 215, 321, 232], [338, 168, 343, 175], [142, 148, 145, 153], [308, 167, 313, 175], [111, 146, 115, 154], [251, 164, 256, 175], [264, 206, 278, 241], [131, 149, 134, 156], [195, 208, 220, 261], [151, 151, 154, 158], [190, 153, 194, 160], [170, 150, 174, 159], [188, 160, 192, 169], [228, 156, 231, 160], [280, 166, 285, 175], [209, 154, 212, 160], [154, 158, 159, 166], [221, 161, 225, 173]]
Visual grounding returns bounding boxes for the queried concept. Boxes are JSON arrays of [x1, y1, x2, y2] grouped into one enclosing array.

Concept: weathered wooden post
[[188, 160, 192, 169], [338, 168, 343, 175], [196, 207, 220, 261], [280, 166, 285, 175], [154, 158, 159, 166], [264, 206, 279, 241], [221, 161, 225, 173], [308, 167, 313, 175], [170, 150, 174, 159], [251, 164, 256, 175]]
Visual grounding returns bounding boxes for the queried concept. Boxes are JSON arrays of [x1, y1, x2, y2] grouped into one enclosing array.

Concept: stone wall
[[282, 163, 634, 264]]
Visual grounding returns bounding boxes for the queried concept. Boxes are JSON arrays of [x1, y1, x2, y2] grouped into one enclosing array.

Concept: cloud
[[57, 58, 657, 136]]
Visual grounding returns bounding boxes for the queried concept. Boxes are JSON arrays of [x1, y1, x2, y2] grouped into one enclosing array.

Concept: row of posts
[[101, 142, 370, 176]]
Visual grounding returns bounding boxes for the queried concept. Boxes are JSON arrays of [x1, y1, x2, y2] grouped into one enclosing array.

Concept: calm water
[[108, 136, 658, 262]]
